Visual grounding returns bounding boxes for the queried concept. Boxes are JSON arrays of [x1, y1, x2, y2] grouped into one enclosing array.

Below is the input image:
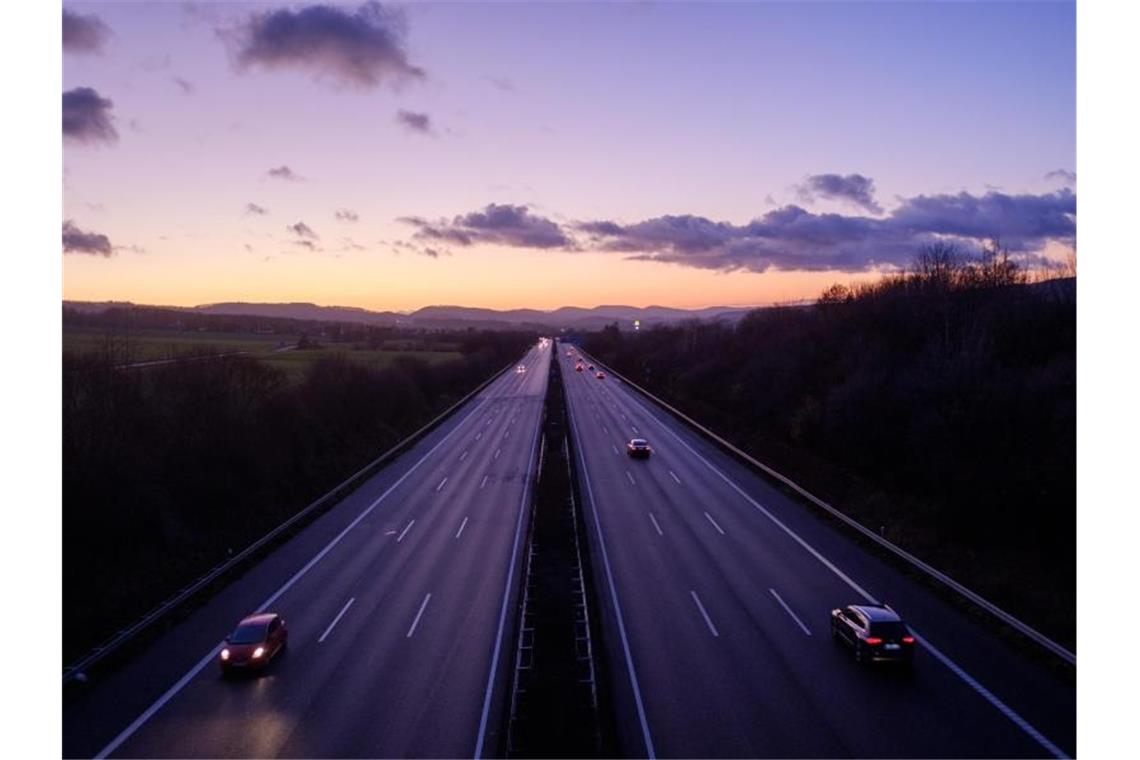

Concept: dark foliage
[[585, 248, 1075, 642], [63, 330, 532, 662]]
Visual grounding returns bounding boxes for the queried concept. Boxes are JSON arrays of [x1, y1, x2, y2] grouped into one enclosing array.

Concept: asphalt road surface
[[64, 341, 551, 759], [560, 344, 1075, 759]]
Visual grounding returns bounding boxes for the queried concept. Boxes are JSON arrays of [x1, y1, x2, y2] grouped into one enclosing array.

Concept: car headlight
[[253, 646, 265, 659], [220, 648, 230, 661]]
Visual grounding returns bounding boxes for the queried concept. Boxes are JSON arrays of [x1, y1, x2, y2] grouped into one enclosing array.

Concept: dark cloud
[[1045, 169, 1076, 186], [484, 75, 515, 92], [797, 173, 882, 214], [577, 189, 1075, 273], [293, 239, 318, 251], [395, 109, 432, 134], [267, 165, 304, 181], [62, 220, 112, 256], [245, 203, 269, 215], [63, 9, 110, 54], [172, 76, 195, 95], [225, 2, 425, 88], [63, 87, 118, 145], [287, 221, 319, 239], [335, 208, 359, 222], [399, 203, 571, 249]]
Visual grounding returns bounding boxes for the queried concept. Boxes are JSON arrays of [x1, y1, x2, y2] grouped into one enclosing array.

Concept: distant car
[[588, 364, 595, 370], [830, 604, 915, 664], [627, 438, 652, 458], [220, 613, 288, 673], [595, 371, 606, 379], [575, 363, 584, 372], [516, 365, 526, 373]]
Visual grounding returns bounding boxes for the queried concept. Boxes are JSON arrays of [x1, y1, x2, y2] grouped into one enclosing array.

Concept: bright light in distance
[[253, 646, 265, 659]]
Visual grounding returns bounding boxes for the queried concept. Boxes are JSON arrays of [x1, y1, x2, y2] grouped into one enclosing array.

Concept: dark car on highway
[[627, 438, 652, 458], [220, 612, 288, 673], [830, 604, 915, 664]]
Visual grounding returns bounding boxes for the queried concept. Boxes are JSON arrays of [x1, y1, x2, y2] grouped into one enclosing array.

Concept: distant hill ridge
[[63, 300, 754, 330]]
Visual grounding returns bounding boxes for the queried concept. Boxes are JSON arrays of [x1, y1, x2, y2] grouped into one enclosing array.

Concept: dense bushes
[[63, 330, 532, 662], [585, 249, 1075, 642]]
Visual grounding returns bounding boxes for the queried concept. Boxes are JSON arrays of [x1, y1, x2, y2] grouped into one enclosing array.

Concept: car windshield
[[229, 621, 268, 644], [631, 440, 647, 446], [869, 621, 907, 638]]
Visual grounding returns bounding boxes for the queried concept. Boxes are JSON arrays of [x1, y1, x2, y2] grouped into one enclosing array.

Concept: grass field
[[63, 326, 462, 381]]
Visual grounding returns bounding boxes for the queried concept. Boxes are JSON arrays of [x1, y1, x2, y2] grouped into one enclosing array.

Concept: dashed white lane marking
[[625, 470, 636, 486], [602, 424, 609, 433], [669, 470, 681, 484], [504, 429, 511, 439], [494, 448, 502, 460], [460, 450, 468, 461], [480, 474, 489, 489], [769, 588, 812, 636], [406, 593, 432, 638], [436, 477, 448, 492], [318, 597, 355, 643], [475, 431, 483, 440], [455, 516, 469, 539], [612, 444, 620, 456], [690, 591, 720, 637], [704, 511, 726, 535], [648, 512, 663, 536], [384, 530, 397, 536], [396, 520, 415, 543], [632, 425, 639, 434]]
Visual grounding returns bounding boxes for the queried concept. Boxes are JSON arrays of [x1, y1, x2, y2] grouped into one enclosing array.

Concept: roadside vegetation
[[62, 320, 533, 663], [584, 245, 1075, 645]]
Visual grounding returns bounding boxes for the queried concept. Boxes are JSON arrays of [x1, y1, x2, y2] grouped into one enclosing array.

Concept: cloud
[[62, 221, 112, 256], [335, 208, 359, 222], [172, 76, 195, 95], [796, 173, 882, 214], [267, 165, 304, 181], [63, 87, 118, 145], [399, 203, 571, 249], [1045, 169, 1076, 186], [63, 9, 110, 54], [293, 239, 318, 251], [245, 203, 269, 215], [287, 221, 319, 238], [224, 1, 425, 89], [577, 189, 1075, 273], [395, 109, 432, 134], [484, 75, 515, 92]]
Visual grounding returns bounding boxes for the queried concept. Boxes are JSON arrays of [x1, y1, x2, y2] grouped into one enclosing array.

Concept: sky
[[62, 0, 1076, 311]]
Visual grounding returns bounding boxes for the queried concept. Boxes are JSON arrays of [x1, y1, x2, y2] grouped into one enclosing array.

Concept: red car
[[220, 612, 288, 673]]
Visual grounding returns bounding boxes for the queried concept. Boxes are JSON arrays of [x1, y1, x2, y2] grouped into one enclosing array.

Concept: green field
[[63, 326, 462, 381]]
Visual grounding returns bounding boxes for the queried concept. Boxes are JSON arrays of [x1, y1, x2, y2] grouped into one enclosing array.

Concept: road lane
[[560, 344, 1074, 758], [65, 343, 550, 759]]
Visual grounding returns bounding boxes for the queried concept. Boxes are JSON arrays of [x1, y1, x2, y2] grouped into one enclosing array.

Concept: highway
[[559, 344, 1075, 758], [63, 341, 551, 759]]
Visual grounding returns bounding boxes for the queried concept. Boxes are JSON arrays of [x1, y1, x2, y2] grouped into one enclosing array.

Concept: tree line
[[584, 245, 1075, 643], [63, 329, 533, 662]]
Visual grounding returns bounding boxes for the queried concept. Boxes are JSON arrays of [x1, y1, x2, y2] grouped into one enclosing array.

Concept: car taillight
[[864, 637, 883, 646], [902, 635, 916, 644]]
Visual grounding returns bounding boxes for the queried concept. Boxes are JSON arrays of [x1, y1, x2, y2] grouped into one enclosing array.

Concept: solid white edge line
[[396, 519, 415, 543], [455, 516, 469, 540], [567, 389, 657, 759], [703, 511, 726, 535], [406, 593, 432, 638], [690, 590, 720, 637], [473, 357, 546, 759], [318, 597, 356, 643], [616, 374, 1069, 760], [93, 365, 512, 760], [648, 512, 663, 536], [768, 588, 812, 637]]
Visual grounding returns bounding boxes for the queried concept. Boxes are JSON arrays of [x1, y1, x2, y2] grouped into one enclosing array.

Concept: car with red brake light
[[627, 438, 652, 458], [830, 604, 915, 664], [575, 363, 584, 372], [595, 371, 606, 379], [220, 612, 287, 673]]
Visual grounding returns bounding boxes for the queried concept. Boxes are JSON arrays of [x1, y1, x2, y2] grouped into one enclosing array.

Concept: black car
[[626, 438, 652, 458], [830, 604, 915, 664]]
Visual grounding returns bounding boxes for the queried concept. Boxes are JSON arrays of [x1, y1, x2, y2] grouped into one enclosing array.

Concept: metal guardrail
[[575, 348, 1076, 667], [64, 358, 518, 685]]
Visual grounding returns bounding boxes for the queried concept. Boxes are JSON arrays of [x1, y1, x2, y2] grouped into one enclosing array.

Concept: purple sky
[[62, 1, 1075, 310]]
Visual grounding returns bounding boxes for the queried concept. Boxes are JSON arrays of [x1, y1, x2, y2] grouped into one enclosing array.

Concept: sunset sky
[[62, 1, 1076, 311]]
